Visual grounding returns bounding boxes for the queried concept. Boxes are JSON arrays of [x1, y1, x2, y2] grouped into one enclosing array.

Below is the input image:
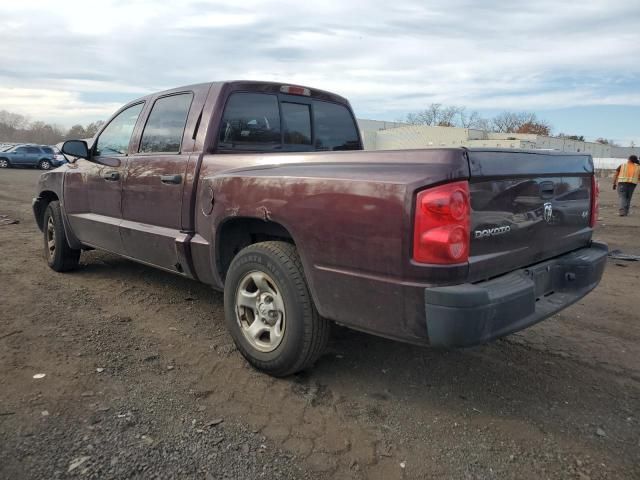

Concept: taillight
[[413, 181, 471, 264], [590, 176, 599, 228]]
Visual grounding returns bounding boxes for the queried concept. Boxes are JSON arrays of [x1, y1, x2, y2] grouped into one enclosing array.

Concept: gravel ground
[[1, 168, 639, 479]]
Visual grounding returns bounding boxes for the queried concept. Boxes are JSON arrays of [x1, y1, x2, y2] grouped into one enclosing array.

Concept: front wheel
[[43, 201, 80, 271], [0, 158, 9, 168], [223, 241, 329, 377]]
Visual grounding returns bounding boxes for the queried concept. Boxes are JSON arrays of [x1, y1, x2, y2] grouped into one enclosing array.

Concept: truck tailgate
[[466, 149, 594, 282]]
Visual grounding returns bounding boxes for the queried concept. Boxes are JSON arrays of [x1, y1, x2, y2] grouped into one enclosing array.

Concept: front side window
[[15, 147, 27, 153], [219, 93, 281, 147], [95, 102, 144, 156], [282, 102, 311, 146], [313, 101, 360, 151], [139, 93, 193, 153]]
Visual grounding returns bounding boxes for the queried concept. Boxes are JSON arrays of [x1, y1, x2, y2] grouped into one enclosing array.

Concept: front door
[[121, 92, 196, 271], [11, 146, 27, 165], [64, 102, 145, 253]]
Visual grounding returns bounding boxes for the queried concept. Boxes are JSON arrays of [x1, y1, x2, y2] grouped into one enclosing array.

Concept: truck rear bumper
[[424, 242, 608, 347]]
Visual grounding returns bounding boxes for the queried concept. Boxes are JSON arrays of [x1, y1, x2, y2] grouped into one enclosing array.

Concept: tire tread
[[225, 241, 329, 376], [44, 201, 80, 272]]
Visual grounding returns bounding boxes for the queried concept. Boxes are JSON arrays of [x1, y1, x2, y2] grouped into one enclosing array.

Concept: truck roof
[[132, 80, 350, 106]]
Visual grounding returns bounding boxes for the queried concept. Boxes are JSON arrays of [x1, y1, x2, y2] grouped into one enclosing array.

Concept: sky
[[0, 0, 639, 145]]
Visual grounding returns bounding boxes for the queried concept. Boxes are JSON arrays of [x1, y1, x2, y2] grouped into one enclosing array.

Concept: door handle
[[102, 171, 120, 181], [160, 174, 182, 185]]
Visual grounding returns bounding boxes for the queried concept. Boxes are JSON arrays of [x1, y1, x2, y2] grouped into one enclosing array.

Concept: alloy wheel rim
[[46, 217, 55, 259], [0, 160, 7, 168], [41, 161, 51, 170], [235, 271, 286, 353]]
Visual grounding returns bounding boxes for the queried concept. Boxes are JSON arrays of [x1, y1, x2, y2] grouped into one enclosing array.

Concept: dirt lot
[[1, 168, 638, 479]]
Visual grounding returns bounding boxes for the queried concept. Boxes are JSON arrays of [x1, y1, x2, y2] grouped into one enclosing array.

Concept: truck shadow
[[74, 250, 636, 452], [310, 324, 636, 450]]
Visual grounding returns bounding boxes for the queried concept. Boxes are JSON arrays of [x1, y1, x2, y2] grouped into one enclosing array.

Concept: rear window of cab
[[218, 92, 361, 152]]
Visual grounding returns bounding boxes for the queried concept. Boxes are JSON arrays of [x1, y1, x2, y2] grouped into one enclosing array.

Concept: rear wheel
[[39, 159, 52, 170], [0, 158, 9, 168], [43, 201, 80, 272], [223, 241, 329, 377]]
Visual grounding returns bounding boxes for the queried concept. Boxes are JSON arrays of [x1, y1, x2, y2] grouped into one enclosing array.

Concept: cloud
[[0, 87, 123, 123], [0, 0, 638, 127]]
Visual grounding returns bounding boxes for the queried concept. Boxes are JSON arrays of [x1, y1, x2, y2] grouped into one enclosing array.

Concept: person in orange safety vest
[[613, 155, 640, 216]]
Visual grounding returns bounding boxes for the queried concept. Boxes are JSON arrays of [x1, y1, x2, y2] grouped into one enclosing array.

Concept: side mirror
[[61, 140, 89, 161]]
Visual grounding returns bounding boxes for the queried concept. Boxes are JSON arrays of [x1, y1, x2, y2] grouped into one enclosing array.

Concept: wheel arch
[[34, 191, 59, 231], [214, 215, 327, 318], [216, 216, 295, 281]]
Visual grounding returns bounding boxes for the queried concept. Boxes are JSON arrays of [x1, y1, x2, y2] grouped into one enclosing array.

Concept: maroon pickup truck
[[33, 80, 607, 376]]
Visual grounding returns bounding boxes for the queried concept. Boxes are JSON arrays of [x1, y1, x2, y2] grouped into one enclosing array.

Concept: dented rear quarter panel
[[193, 148, 469, 342]]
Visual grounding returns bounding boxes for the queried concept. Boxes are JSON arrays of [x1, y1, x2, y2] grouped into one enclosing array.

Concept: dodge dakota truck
[[33, 80, 607, 376]]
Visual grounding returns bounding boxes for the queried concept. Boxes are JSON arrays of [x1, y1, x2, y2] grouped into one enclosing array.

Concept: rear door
[[25, 146, 42, 166], [120, 87, 207, 272], [467, 149, 594, 282]]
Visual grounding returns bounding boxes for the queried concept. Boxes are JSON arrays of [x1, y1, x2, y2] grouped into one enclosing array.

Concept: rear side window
[[140, 93, 193, 153], [313, 101, 360, 151], [219, 93, 281, 147], [41, 147, 54, 154], [26, 146, 40, 154]]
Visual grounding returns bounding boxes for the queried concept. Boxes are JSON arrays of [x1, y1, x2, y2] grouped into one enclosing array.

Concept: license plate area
[[524, 264, 554, 300]]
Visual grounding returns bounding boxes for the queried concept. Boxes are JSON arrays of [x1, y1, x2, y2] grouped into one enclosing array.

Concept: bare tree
[[492, 112, 523, 133], [0, 110, 105, 145], [404, 104, 449, 126], [491, 111, 551, 135], [474, 117, 492, 131], [404, 112, 423, 125], [28, 121, 66, 145], [409, 106, 535, 133], [65, 124, 87, 140], [437, 106, 458, 127], [456, 108, 490, 129], [0, 110, 29, 130], [85, 120, 105, 137]]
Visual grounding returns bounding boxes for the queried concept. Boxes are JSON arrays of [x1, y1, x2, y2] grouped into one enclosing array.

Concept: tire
[[39, 159, 52, 170], [0, 158, 9, 168], [223, 241, 329, 377], [43, 201, 80, 272]]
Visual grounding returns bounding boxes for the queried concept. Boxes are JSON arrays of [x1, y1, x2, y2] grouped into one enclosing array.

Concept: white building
[[357, 119, 639, 160]]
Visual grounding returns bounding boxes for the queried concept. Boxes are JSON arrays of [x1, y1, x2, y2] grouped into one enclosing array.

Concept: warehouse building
[[357, 119, 639, 159]]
